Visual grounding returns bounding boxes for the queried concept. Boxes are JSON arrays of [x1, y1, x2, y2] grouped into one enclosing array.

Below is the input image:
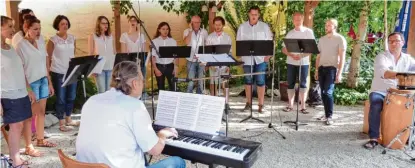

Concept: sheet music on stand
[[155, 91, 225, 135], [196, 54, 241, 66]]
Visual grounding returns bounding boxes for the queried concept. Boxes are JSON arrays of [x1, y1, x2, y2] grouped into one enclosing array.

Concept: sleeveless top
[[94, 34, 115, 71], [50, 34, 76, 74]]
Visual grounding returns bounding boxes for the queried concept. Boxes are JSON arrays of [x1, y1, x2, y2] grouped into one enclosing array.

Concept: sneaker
[[326, 118, 334, 125], [44, 131, 51, 139], [240, 103, 251, 112], [317, 115, 327, 121]]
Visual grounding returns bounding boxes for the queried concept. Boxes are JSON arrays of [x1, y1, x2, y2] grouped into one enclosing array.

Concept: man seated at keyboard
[[76, 61, 186, 168]]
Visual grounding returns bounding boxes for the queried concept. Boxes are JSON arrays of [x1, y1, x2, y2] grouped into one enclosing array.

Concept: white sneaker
[[317, 115, 327, 121], [326, 118, 334, 125]]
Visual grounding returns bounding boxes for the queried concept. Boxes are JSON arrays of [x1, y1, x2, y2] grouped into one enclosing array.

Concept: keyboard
[[153, 125, 262, 168]]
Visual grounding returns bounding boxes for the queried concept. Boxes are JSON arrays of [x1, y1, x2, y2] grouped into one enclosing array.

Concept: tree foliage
[[158, 0, 210, 28]]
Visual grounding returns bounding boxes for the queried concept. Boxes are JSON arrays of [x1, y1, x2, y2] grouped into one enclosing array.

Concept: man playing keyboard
[[76, 61, 186, 168]]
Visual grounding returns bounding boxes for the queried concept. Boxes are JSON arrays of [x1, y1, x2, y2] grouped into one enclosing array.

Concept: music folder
[[114, 52, 147, 68], [62, 55, 99, 87], [283, 38, 319, 54], [196, 53, 242, 67], [198, 45, 231, 54], [236, 40, 274, 56], [159, 46, 192, 58]]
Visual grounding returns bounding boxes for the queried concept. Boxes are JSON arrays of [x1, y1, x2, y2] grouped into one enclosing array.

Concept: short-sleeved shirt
[[12, 31, 47, 56], [236, 21, 273, 65], [206, 31, 232, 73], [183, 28, 208, 62], [76, 88, 159, 168], [370, 51, 415, 96], [317, 33, 347, 67], [16, 39, 48, 84], [151, 36, 177, 64], [282, 26, 316, 65], [94, 34, 116, 71], [119, 32, 146, 53], [1, 46, 28, 99], [50, 34, 76, 74]]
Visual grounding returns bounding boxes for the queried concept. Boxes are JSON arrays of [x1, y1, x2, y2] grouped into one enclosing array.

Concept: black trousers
[[156, 63, 175, 91]]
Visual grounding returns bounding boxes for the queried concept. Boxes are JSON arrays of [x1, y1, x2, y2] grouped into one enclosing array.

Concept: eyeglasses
[[388, 40, 402, 44], [100, 22, 109, 25]]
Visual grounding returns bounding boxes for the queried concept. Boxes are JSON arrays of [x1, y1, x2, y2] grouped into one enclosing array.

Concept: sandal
[[24, 146, 43, 157], [66, 121, 80, 127], [12, 160, 30, 168], [258, 105, 264, 113], [59, 125, 72, 132], [36, 139, 57, 148], [363, 140, 379, 149], [31, 134, 36, 141], [283, 107, 293, 112], [300, 109, 309, 114]]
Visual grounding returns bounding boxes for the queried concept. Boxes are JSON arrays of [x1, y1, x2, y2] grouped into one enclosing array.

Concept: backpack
[[306, 81, 322, 107]]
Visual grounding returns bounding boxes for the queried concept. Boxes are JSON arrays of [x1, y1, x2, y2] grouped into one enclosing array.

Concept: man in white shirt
[[206, 16, 232, 96], [282, 12, 315, 114], [183, 15, 209, 94], [76, 61, 185, 168], [315, 19, 347, 125], [237, 6, 273, 113], [363, 32, 415, 149]]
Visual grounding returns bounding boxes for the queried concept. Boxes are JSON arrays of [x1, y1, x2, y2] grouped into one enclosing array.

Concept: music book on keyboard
[[155, 91, 225, 135]]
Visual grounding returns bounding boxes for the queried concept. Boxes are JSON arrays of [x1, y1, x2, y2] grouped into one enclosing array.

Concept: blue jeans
[[243, 62, 267, 86], [51, 72, 78, 120], [147, 156, 186, 168], [96, 70, 112, 93], [30, 76, 49, 101], [287, 64, 309, 92], [368, 92, 385, 139], [318, 66, 337, 118], [187, 61, 205, 94]]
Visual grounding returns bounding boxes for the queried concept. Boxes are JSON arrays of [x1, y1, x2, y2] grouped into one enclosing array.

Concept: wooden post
[[303, 1, 319, 29], [208, 7, 216, 33], [5, 0, 21, 31], [113, 0, 121, 53], [407, 3, 415, 56]]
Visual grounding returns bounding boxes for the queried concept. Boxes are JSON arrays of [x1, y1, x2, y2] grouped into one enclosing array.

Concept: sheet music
[[61, 65, 79, 87], [213, 54, 234, 62], [196, 54, 217, 63], [89, 57, 105, 76], [155, 91, 225, 135], [155, 91, 180, 127]]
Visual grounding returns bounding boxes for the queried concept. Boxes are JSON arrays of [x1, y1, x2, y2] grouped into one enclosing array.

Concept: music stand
[[62, 55, 100, 101], [159, 46, 192, 91], [282, 38, 319, 131], [236, 40, 274, 123], [198, 45, 231, 55], [114, 52, 147, 67]]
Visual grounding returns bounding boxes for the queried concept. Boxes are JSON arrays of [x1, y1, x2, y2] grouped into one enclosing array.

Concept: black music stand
[[282, 38, 319, 131], [159, 46, 192, 91], [114, 52, 147, 67], [198, 45, 231, 55], [236, 40, 273, 123], [62, 55, 100, 101]]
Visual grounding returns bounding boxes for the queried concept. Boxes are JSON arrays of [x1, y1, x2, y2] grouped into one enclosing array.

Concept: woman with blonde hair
[[88, 16, 116, 93]]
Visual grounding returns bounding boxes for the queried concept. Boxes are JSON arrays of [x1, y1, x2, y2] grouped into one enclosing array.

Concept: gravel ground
[[2, 89, 415, 168]]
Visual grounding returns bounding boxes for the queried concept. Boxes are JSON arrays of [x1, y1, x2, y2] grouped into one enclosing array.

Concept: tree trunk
[[303, 1, 319, 28], [208, 7, 216, 33], [347, 1, 370, 88], [113, 0, 121, 53], [408, 2, 415, 57]]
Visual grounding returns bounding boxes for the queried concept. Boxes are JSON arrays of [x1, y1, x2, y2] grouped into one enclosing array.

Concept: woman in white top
[[1, 15, 38, 168], [120, 15, 148, 97], [16, 15, 57, 151], [151, 22, 178, 91], [47, 15, 79, 132], [88, 16, 116, 93], [11, 8, 46, 138]]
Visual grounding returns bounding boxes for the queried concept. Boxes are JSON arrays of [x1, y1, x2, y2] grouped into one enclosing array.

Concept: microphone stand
[[131, 7, 158, 119]]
